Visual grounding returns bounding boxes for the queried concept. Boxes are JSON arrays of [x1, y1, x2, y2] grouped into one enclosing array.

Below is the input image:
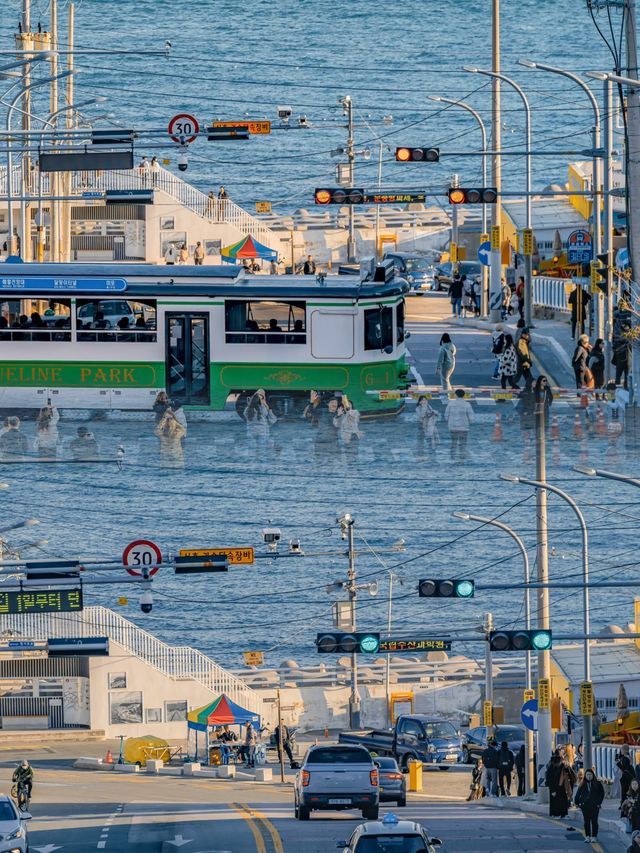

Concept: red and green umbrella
[[187, 694, 260, 732], [221, 234, 277, 262]]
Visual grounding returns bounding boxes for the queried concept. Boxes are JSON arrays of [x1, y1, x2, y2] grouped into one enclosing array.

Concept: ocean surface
[[1, 0, 623, 212]]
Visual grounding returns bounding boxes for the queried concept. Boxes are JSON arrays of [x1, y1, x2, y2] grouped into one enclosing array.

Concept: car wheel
[[298, 805, 310, 821], [397, 796, 407, 807], [433, 279, 441, 291], [294, 795, 299, 818], [402, 754, 417, 772], [438, 766, 450, 771], [362, 806, 379, 820], [462, 747, 471, 764]]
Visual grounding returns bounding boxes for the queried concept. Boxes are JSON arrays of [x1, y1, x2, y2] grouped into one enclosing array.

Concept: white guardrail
[[594, 743, 640, 782], [532, 276, 571, 312], [0, 605, 262, 715]]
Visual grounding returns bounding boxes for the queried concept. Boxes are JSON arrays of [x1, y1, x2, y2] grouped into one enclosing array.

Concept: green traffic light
[[455, 580, 475, 598], [359, 634, 380, 654], [532, 631, 552, 650]]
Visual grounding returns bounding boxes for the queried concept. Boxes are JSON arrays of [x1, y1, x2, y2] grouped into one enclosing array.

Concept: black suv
[[433, 260, 482, 292], [461, 724, 525, 764]]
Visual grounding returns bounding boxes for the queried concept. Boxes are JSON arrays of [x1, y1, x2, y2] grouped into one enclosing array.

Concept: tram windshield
[[1, 298, 71, 341], [225, 300, 306, 344], [76, 299, 157, 342]]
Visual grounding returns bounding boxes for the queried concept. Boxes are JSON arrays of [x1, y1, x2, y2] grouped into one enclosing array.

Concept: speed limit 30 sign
[[168, 113, 200, 144], [123, 539, 162, 577]]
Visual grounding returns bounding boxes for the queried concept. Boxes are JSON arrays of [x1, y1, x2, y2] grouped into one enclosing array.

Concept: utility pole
[[604, 77, 615, 380], [341, 514, 361, 729], [49, 0, 59, 263], [534, 376, 553, 800], [61, 2, 74, 262], [484, 612, 494, 739], [374, 141, 383, 261], [451, 173, 460, 263], [344, 96, 357, 263], [625, 0, 640, 402], [19, 0, 31, 260], [276, 688, 285, 784], [489, 0, 503, 321]]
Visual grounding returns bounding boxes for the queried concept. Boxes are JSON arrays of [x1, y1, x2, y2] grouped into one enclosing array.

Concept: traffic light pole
[[345, 516, 361, 729], [484, 612, 494, 739], [604, 77, 615, 381], [345, 97, 357, 264], [489, 0, 503, 323]]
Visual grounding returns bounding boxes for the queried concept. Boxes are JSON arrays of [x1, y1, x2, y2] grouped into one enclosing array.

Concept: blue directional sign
[[521, 698, 538, 731], [478, 241, 491, 267], [81, 191, 104, 200], [0, 276, 127, 293], [616, 247, 630, 270], [567, 229, 593, 265]]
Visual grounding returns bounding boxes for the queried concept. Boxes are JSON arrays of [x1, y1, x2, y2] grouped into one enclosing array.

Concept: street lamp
[[452, 511, 535, 794], [463, 67, 534, 327], [500, 473, 593, 771], [518, 59, 603, 338], [429, 95, 489, 315], [573, 465, 640, 488]]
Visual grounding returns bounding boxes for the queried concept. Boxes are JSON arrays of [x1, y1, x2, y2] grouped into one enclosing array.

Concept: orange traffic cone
[[551, 414, 560, 442], [573, 412, 584, 440], [324, 727, 329, 739], [596, 407, 606, 437], [104, 749, 114, 764], [492, 411, 503, 443]]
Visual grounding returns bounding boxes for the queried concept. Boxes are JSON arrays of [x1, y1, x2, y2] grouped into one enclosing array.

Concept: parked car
[[383, 252, 435, 294], [339, 714, 463, 770], [374, 756, 406, 806], [0, 794, 30, 853], [461, 724, 526, 765], [293, 744, 379, 821], [433, 260, 482, 291], [338, 813, 442, 853]]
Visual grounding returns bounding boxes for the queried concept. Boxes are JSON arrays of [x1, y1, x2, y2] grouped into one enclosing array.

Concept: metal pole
[[19, 0, 31, 262], [451, 172, 459, 271], [385, 571, 393, 727], [61, 1, 74, 263], [375, 141, 383, 261], [625, 0, 640, 401], [345, 96, 356, 263], [347, 517, 361, 729], [534, 378, 552, 798], [50, 0, 59, 263], [604, 77, 614, 379], [484, 612, 494, 739], [489, 0, 503, 322], [592, 118, 604, 340], [277, 688, 285, 783]]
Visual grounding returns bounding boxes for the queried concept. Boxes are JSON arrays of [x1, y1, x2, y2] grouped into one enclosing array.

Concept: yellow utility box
[[408, 759, 423, 792]]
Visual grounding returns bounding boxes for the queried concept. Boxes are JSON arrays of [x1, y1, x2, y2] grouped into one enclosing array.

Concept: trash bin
[[408, 758, 423, 792]]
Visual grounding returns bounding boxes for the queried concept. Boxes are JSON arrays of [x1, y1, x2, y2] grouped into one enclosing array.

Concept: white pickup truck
[[293, 744, 379, 821]]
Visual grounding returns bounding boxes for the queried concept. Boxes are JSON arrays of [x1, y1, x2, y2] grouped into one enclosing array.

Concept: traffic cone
[[551, 414, 560, 442], [596, 407, 607, 437], [492, 411, 503, 443], [104, 749, 114, 764], [324, 727, 329, 739], [573, 412, 584, 440]]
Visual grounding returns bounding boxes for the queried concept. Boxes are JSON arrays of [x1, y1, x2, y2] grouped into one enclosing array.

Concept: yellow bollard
[[407, 759, 423, 792]]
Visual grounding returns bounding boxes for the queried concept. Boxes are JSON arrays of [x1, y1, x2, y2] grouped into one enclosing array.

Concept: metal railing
[[533, 277, 571, 312], [593, 743, 640, 783], [0, 605, 262, 715]]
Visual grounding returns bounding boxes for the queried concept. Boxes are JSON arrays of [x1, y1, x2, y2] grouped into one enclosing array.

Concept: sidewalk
[[478, 793, 627, 853]]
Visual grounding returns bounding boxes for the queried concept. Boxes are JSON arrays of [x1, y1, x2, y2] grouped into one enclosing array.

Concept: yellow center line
[[247, 805, 284, 853], [232, 802, 266, 853]]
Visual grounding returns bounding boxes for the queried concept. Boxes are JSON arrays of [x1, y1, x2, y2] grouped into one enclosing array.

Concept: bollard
[[492, 412, 503, 443], [550, 414, 560, 441], [573, 412, 584, 440], [407, 759, 423, 792], [596, 407, 606, 437]]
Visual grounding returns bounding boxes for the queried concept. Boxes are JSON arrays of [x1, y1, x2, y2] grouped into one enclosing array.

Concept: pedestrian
[[619, 746, 635, 806], [207, 190, 216, 218], [622, 778, 640, 832], [514, 317, 526, 344], [138, 155, 150, 186], [572, 334, 593, 390], [69, 426, 100, 461], [243, 390, 276, 446], [515, 744, 525, 796], [468, 758, 485, 800], [152, 391, 170, 424], [545, 749, 576, 818], [516, 276, 525, 320], [333, 395, 362, 448], [515, 327, 534, 390], [170, 400, 187, 437], [0, 416, 28, 460], [509, 287, 521, 318], [449, 273, 463, 319], [436, 333, 456, 390], [150, 155, 160, 187], [218, 185, 227, 199], [501, 278, 511, 320], [629, 829, 640, 853], [416, 395, 439, 451], [34, 402, 59, 457], [499, 333, 519, 390], [481, 738, 499, 797], [194, 241, 205, 266], [154, 410, 186, 467], [589, 338, 605, 394], [461, 275, 474, 318], [444, 388, 474, 461], [473, 277, 482, 316], [491, 323, 505, 380], [303, 254, 316, 275], [243, 721, 258, 767], [164, 244, 177, 265], [270, 258, 278, 275], [498, 740, 515, 796], [568, 283, 592, 339], [314, 397, 340, 457], [274, 722, 296, 768], [178, 243, 189, 265], [575, 768, 605, 843]]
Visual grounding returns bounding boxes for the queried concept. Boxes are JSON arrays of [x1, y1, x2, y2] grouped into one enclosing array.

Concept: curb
[[462, 317, 575, 375]]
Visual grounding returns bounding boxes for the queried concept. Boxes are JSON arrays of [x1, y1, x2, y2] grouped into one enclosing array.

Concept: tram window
[[76, 299, 157, 342], [396, 299, 405, 344], [224, 300, 306, 344], [364, 306, 393, 351], [2, 299, 71, 342]]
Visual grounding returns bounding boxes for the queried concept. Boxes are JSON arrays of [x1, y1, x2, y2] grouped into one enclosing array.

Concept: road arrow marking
[[166, 836, 193, 848], [33, 846, 64, 853]]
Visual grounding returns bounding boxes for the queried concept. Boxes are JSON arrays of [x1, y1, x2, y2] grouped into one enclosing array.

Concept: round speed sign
[[168, 112, 200, 144], [123, 539, 162, 577]]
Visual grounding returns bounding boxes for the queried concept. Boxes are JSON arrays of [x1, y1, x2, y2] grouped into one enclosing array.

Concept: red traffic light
[[448, 188, 466, 205], [395, 147, 439, 163]]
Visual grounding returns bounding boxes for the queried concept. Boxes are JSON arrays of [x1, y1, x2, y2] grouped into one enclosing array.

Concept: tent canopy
[[221, 234, 277, 262], [187, 693, 260, 732]]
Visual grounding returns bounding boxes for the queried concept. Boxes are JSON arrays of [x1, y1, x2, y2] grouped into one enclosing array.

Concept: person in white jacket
[[34, 403, 59, 457], [444, 388, 474, 461]]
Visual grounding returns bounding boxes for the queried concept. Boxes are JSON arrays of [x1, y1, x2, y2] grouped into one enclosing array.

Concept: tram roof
[[0, 263, 409, 300]]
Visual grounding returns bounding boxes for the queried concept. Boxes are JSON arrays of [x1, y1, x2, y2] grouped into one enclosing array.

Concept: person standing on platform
[[575, 768, 605, 843]]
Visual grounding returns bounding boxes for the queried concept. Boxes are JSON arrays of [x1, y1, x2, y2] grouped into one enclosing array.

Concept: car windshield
[[496, 728, 524, 743], [356, 835, 427, 852], [424, 722, 457, 739], [307, 747, 371, 764], [404, 259, 430, 272], [375, 757, 399, 770], [0, 801, 16, 821], [460, 263, 481, 276]]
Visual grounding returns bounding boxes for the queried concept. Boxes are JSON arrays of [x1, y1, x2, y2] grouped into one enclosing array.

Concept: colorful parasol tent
[[220, 234, 277, 263], [187, 694, 261, 762]]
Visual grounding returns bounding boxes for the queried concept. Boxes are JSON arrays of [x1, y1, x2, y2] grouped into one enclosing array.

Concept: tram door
[[165, 313, 210, 405]]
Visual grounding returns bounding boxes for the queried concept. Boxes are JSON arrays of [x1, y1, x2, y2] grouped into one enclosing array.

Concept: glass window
[[1, 298, 71, 342], [396, 299, 405, 344], [495, 727, 525, 744], [76, 299, 157, 342], [0, 801, 17, 821], [423, 721, 457, 739], [364, 306, 393, 351], [399, 719, 422, 738], [224, 300, 306, 344], [306, 747, 371, 765], [355, 834, 428, 852], [404, 258, 430, 273]]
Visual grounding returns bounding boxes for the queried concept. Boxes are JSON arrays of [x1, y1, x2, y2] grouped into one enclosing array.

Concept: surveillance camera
[[277, 105, 292, 120], [165, 39, 172, 53], [262, 527, 281, 545], [140, 590, 153, 614], [177, 152, 188, 172], [289, 539, 303, 554], [298, 115, 310, 128]]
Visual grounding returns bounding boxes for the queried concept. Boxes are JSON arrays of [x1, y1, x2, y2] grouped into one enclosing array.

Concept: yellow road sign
[[480, 232, 489, 244], [450, 241, 458, 263], [483, 700, 493, 726], [523, 228, 534, 256], [579, 680, 594, 716], [179, 547, 254, 565], [243, 651, 264, 666], [491, 226, 501, 251], [255, 201, 272, 214], [538, 678, 551, 711], [212, 120, 271, 135], [524, 688, 535, 702]]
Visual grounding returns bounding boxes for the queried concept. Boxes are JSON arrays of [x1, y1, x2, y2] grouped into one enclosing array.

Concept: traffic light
[[590, 253, 609, 294], [448, 187, 498, 205], [395, 147, 440, 162], [489, 629, 552, 652], [418, 578, 475, 598], [316, 632, 381, 654], [315, 187, 365, 205]]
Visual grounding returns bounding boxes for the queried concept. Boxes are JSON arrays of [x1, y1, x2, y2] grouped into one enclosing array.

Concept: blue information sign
[[478, 241, 491, 267], [521, 698, 538, 731], [567, 229, 593, 265], [0, 276, 127, 293]]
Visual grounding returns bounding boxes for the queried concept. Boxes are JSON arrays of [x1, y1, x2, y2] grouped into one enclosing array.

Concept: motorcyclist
[[12, 760, 33, 799]]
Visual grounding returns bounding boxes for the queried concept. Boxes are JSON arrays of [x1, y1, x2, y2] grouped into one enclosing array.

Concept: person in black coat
[[572, 335, 592, 389], [515, 744, 525, 796], [589, 338, 606, 392], [545, 750, 576, 817], [481, 740, 499, 797], [628, 829, 640, 853], [498, 741, 515, 796], [575, 769, 605, 842], [618, 747, 635, 805]]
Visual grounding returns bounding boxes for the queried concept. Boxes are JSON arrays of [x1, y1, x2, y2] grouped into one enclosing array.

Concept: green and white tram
[[0, 261, 411, 416]]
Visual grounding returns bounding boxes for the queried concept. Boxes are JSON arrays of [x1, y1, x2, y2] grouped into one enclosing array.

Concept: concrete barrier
[[74, 757, 113, 771], [146, 759, 164, 773], [113, 763, 140, 773], [255, 767, 272, 782], [217, 764, 236, 779], [181, 763, 201, 776]]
